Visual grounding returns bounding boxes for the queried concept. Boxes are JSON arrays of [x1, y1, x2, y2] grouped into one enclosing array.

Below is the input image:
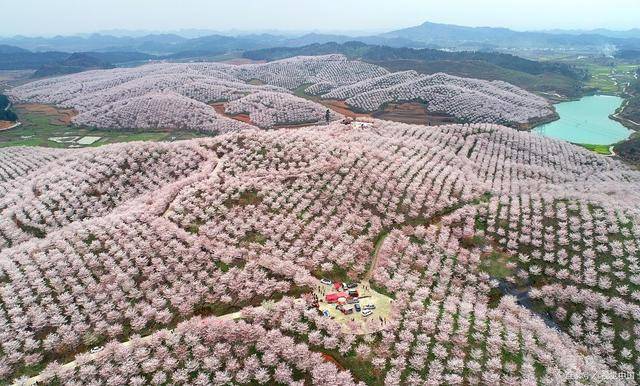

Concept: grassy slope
[[576, 143, 613, 155], [0, 104, 212, 148], [581, 63, 638, 95]]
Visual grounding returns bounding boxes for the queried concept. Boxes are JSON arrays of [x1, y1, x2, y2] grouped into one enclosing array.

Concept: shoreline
[[518, 110, 559, 131], [528, 93, 636, 133], [528, 94, 634, 158]]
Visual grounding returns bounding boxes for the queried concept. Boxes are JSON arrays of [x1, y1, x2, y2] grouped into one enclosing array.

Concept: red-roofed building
[[325, 292, 348, 303]]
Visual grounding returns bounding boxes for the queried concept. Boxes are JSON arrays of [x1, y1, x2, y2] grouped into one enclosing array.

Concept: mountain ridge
[[2, 20, 639, 55]]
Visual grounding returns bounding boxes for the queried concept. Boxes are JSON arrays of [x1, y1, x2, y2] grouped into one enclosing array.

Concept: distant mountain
[[544, 28, 640, 39], [277, 33, 429, 48], [0, 33, 287, 55], [0, 33, 189, 54], [4, 22, 640, 58], [0, 44, 30, 54], [33, 52, 115, 77], [173, 34, 276, 52], [0, 45, 69, 70], [0, 45, 156, 71], [244, 41, 585, 79], [380, 21, 640, 50]]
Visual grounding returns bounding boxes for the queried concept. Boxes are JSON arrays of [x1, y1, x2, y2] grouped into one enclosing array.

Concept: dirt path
[[210, 102, 253, 125], [0, 121, 20, 131], [365, 232, 389, 281], [16, 103, 77, 125]]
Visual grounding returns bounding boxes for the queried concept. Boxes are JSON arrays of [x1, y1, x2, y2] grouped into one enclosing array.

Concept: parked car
[[90, 346, 104, 354], [354, 303, 361, 312], [364, 304, 376, 310], [344, 283, 358, 289], [347, 297, 359, 304], [320, 278, 332, 285], [362, 309, 373, 317]]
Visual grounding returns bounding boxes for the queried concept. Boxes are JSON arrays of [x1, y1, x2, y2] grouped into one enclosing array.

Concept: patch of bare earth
[[372, 102, 457, 125], [0, 120, 14, 130], [210, 102, 254, 124], [318, 99, 372, 119], [17, 103, 78, 125]]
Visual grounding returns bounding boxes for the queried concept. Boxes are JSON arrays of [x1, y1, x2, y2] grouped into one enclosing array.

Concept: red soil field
[[316, 99, 373, 119], [17, 103, 78, 125], [0, 120, 15, 130], [210, 102, 253, 124], [0, 121, 16, 131]]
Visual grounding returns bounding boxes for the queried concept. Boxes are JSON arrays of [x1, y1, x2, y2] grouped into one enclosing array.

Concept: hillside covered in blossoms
[[1, 117, 639, 385], [7, 55, 555, 133]]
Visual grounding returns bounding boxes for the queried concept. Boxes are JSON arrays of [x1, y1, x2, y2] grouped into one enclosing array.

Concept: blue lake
[[533, 95, 632, 145]]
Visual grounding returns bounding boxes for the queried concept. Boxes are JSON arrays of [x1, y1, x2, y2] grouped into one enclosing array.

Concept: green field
[[576, 143, 613, 155], [0, 104, 213, 148], [581, 63, 637, 95]]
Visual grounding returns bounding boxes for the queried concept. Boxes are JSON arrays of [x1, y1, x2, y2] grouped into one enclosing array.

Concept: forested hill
[[33, 52, 116, 77], [245, 42, 584, 78], [0, 45, 154, 72], [614, 68, 640, 163], [0, 94, 17, 121], [244, 42, 587, 97]]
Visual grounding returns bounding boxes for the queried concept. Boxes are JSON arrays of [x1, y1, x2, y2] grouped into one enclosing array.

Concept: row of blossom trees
[[0, 141, 210, 248], [321, 71, 553, 124], [9, 54, 553, 132], [1, 119, 639, 383], [28, 317, 358, 385], [225, 91, 341, 128], [73, 91, 253, 133]]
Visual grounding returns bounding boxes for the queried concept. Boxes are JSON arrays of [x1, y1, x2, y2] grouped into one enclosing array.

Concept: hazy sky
[[2, 0, 639, 36]]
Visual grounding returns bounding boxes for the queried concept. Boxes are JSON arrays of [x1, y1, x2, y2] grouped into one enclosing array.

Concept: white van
[[362, 309, 373, 317]]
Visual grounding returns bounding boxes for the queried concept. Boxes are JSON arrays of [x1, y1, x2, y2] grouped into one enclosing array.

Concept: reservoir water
[[533, 95, 631, 145]]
